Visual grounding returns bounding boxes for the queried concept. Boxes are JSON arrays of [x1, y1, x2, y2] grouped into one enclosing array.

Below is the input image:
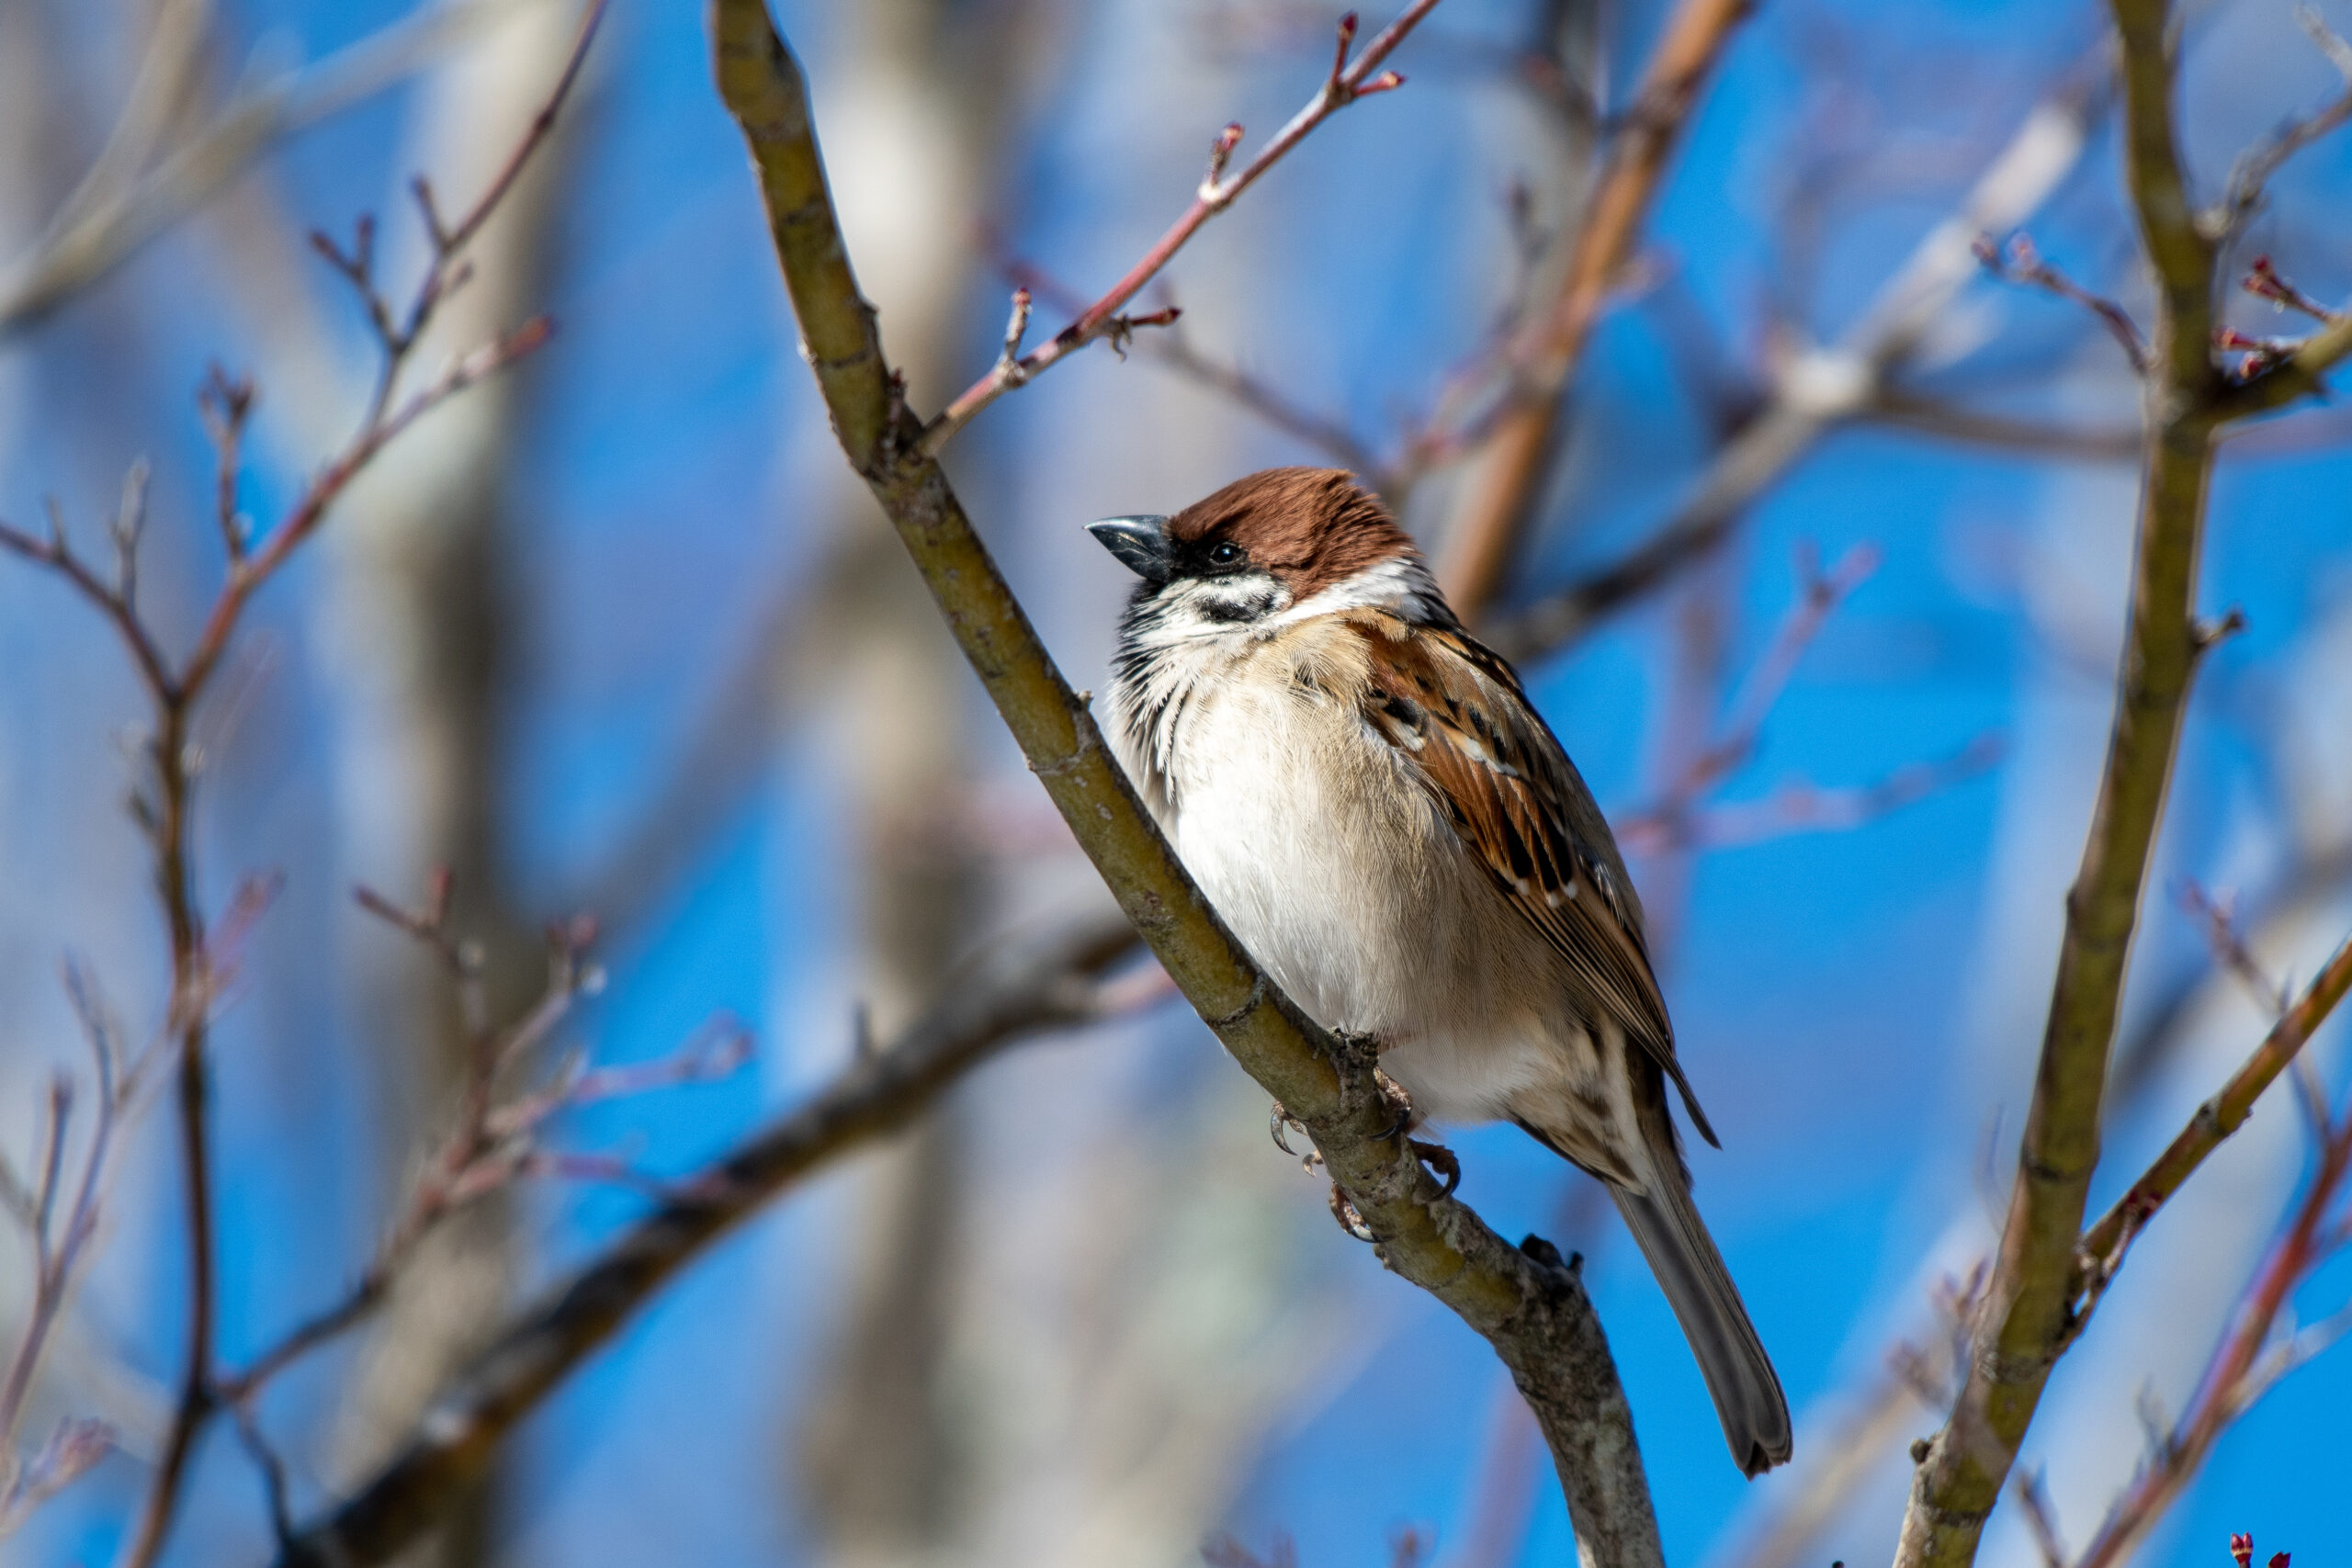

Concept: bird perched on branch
[[1089, 467, 1791, 1476]]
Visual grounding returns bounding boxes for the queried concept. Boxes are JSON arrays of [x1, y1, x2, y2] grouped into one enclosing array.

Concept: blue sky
[[5, 0, 2351, 1564]]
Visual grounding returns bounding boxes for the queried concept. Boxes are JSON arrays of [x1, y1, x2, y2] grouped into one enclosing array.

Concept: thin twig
[[1484, 55, 2108, 663], [2208, 5, 2352, 238], [999, 254, 1385, 478], [917, 1, 1441, 455], [1435, 0, 1752, 618], [274, 913, 1139, 1567], [2071, 931, 2352, 1314], [2072, 1080, 2352, 1568], [1973, 231, 2150, 373]]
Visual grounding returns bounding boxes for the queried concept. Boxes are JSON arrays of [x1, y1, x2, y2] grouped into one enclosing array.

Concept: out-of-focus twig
[[274, 912, 1141, 1568], [917, 1, 1441, 456], [998, 255, 1386, 480], [2209, 5, 2352, 240], [711, 6, 1668, 1563], [0, 881, 274, 1536], [1435, 0, 1751, 618], [1973, 231, 2149, 373], [1483, 53, 2106, 664], [0, 0, 523, 339], [1, 11, 594, 1562], [211, 883, 746, 1412]]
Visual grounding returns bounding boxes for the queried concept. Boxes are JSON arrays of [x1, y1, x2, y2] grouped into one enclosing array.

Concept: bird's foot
[[1408, 1138, 1461, 1198], [1269, 1101, 1321, 1170], [1328, 1183, 1375, 1242]]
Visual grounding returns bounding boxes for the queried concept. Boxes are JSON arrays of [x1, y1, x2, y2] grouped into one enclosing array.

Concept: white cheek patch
[[1140, 572, 1291, 640]]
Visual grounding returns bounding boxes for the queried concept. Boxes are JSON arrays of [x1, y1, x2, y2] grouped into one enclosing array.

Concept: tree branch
[[273, 912, 1137, 1567], [1435, 0, 1751, 620], [709, 5, 1667, 1562], [1892, 6, 2230, 1562]]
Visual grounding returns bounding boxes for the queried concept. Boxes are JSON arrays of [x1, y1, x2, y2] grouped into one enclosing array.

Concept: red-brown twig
[[1434, 0, 1751, 619], [0, 874, 278, 1535], [2178, 881, 2292, 1018], [917, 1, 1439, 456], [1973, 231, 2150, 374], [277, 911, 1141, 1566], [2072, 1077, 2352, 1568]]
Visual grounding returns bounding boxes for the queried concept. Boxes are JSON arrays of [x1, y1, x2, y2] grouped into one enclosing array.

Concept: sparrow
[[1089, 467, 1792, 1476]]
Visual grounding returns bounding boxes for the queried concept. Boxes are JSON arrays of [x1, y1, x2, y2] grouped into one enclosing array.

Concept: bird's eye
[[1206, 541, 1244, 568]]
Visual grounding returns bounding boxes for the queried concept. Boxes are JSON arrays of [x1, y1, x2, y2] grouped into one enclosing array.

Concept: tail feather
[[1610, 1176, 1792, 1477]]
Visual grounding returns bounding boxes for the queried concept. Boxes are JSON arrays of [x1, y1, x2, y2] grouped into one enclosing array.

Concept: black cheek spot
[[1201, 591, 1279, 624]]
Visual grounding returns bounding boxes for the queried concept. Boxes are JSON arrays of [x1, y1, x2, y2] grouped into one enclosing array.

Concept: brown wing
[[1346, 610, 1719, 1147]]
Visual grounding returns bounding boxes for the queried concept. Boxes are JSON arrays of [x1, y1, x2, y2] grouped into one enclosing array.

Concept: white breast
[[1108, 622, 1592, 1126]]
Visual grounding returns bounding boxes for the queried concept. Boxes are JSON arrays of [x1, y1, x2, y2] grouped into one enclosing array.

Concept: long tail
[[1609, 1170, 1792, 1477]]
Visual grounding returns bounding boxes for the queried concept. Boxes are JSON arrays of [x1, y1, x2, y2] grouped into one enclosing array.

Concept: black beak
[[1087, 515, 1174, 585]]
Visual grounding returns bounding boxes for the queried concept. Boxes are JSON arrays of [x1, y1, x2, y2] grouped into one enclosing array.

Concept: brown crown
[[1167, 468, 1421, 600]]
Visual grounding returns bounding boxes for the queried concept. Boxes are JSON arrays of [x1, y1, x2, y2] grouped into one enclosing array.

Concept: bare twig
[[2011, 1468, 2067, 1568], [2071, 931, 2352, 1318], [0, 892, 277, 1537], [274, 913, 1140, 1567], [2177, 881, 2291, 1018], [917, 1, 1441, 455], [0, 0, 523, 338], [998, 255, 1385, 479], [2073, 1079, 2352, 1568], [713, 6, 1668, 1563], [1435, 0, 1751, 618], [1484, 56, 2107, 663], [1973, 231, 2150, 373], [2209, 5, 2352, 238], [5, 15, 604, 1565], [211, 889, 688, 1409]]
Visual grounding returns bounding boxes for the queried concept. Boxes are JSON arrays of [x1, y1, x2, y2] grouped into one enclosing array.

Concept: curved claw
[[1271, 1102, 1322, 1171], [1408, 1138, 1461, 1198], [1328, 1184, 1375, 1242], [1270, 1100, 1298, 1156], [1370, 1067, 1417, 1142]]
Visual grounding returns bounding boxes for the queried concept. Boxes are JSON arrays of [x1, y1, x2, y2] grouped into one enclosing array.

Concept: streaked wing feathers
[[1349, 612, 1719, 1148]]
